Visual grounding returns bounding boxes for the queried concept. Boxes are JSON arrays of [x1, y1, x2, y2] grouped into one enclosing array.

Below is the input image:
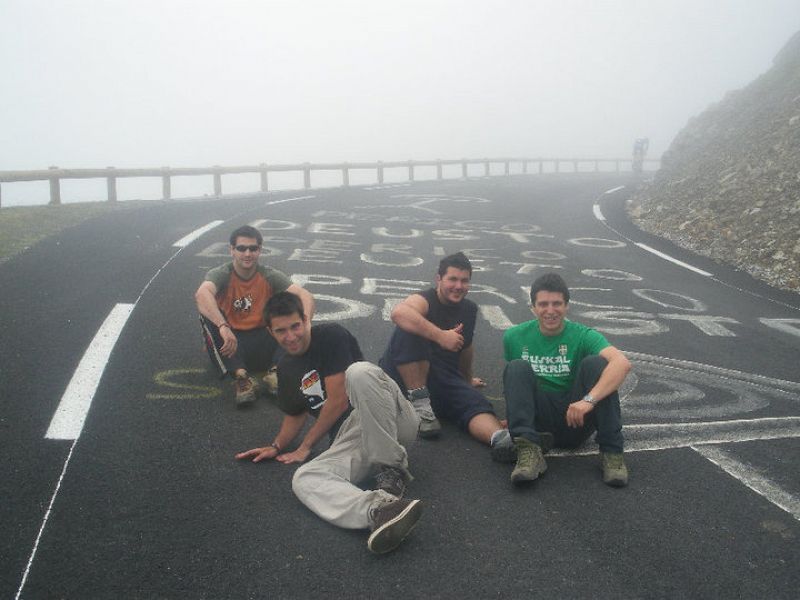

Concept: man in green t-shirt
[[502, 272, 632, 487]]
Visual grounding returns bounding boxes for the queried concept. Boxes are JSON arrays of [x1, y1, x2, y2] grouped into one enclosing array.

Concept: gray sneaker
[[600, 452, 628, 487], [490, 429, 516, 463], [418, 412, 442, 439], [234, 375, 257, 406], [511, 437, 547, 484], [367, 498, 422, 554], [375, 466, 407, 498]]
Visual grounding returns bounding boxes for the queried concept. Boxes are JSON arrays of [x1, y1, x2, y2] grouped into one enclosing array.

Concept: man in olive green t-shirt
[[502, 272, 632, 487]]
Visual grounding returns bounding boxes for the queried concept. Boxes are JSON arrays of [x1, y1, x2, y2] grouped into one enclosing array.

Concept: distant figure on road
[[632, 137, 649, 174], [195, 224, 314, 406], [502, 272, 631, 487], [236, 291, 422, 554], [379, 252, 515, 460]]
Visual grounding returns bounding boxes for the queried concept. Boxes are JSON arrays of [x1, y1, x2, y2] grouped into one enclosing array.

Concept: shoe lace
[[236, 377, 252, 392], [375, 467, 403, 490], [516, 445, 535, 469], [604, 454, 624, 470]]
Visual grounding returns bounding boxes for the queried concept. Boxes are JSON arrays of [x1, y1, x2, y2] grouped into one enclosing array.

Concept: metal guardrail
[[0, 157, 659, 207]]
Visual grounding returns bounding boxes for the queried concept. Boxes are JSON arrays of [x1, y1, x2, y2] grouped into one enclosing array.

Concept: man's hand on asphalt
[[275, 447, 311, 465], [235, 446, 279, 463], [471, 377, 486, 388]]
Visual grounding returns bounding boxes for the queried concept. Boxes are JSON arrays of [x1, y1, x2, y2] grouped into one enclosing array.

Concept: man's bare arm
[[566, 346, 631, 428], [276, 371, 350, 464], [195, 280, 238, 357], [235, 412, 308, 462], [287, 283, 316, 321], [391, 294, 464, 352]]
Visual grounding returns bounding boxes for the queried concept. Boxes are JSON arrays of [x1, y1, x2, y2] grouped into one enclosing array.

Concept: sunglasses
[[234, 244, 261, 252]]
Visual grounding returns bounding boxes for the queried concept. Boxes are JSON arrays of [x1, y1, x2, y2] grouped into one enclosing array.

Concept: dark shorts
[[380, 327, 494, 430], [200, 315, 280, 377]]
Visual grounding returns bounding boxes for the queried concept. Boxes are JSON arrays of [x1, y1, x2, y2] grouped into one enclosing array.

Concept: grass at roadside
[[0, 201, 141, 264]]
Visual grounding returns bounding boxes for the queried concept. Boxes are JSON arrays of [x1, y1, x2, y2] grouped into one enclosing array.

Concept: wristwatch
[[582, 393, 597, 406]]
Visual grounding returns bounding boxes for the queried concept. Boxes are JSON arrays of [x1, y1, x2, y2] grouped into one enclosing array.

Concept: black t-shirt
[[276, 323, 364, 419], [419, 287, 477, 370]]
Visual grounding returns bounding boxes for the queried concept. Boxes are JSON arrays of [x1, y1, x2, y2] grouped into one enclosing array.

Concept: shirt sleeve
[[259, 266, 292, 293], [583, 327, 611, 355], [204, 264, 230, 293]]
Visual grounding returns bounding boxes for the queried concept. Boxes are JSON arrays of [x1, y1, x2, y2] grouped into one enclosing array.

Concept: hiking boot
[[490, 429, 516, 463], [375, 466, 407, 498], [234, 374, 257, 406], [510, 437, 547, 484], [262, 366, 279, 396], [367, 498, 422, 554], [601, 452, 628, 487]]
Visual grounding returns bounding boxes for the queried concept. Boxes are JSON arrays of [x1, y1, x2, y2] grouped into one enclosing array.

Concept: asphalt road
[[2, 174, 799, 599]]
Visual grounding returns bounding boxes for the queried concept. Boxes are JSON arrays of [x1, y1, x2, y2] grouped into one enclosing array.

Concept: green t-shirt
[[503, 319, 610, 392]]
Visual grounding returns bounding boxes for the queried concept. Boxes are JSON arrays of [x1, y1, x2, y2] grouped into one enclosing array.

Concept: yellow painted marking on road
[[146, 368, 221, 400]]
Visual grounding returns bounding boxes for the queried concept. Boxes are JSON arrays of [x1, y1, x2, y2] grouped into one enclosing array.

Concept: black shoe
[[367, 498, 422, 554]]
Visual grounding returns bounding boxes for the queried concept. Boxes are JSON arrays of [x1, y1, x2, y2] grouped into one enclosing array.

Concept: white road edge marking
[[266, 195, 315, 206], [635, 242, 713, 277], [172, 220, 224, 248], [45, 304, 135, 440], [692, 444, 800, 521], [604, 185, 625, 194], [593, 203, 605, 221]]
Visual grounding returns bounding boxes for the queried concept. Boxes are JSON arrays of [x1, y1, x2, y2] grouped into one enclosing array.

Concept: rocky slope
[[629, 30, 800, 293]]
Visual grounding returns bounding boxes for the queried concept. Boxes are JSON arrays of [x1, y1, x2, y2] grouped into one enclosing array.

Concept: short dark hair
[[437, 252, 472, 277], [229, 225, 263, 247], [264, 291, 306, 327], [530, 272, 570, 304]]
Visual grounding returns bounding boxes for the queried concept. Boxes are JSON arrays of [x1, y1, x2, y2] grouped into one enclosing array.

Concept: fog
[[2, 0, 799, 204]]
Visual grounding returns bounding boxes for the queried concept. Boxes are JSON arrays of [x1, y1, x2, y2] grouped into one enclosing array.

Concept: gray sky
[[1, 0, 799, 201]]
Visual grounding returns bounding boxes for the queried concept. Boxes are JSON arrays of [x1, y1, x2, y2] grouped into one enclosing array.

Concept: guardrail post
[[162, 167, 172, 200], [260, 163, 269, 192], [436, 160, 443, 180], [303, 163, 311, 189], [522, 161, 528, 174], [106, 167, 117, 202], [342, 163, 350, 187], [48, 166, 61, 205], [555, 160, 560, 174], [407, 160, 414, 182], [213, 167, 222, 196], [573, 159, 578, 172], [615, 160, 620, 173], [377, 161, 384, 184], [0, 183, 3, 208], [484, 160, 490, 176], [461, 159, 468, 178], [504, 161, 510, 175], [538, 160, 543, 174]]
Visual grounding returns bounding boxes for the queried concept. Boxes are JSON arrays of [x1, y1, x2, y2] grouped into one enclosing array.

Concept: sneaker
[[490, 429, 516, 463], [262, 367, 278, 396], [234, 374, 257, 406], [417, 412, 442, 439], [374, 466, 407, 498], [600, 452, 628, 487], [367, 498, 422, 554], [510, 437, 547, 484]]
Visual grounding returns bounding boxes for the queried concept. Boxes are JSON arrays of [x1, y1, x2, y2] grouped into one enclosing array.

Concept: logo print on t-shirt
[[232, 294, 254, 313], [301, 369, 325, 410], [559, 344, 568, 356]]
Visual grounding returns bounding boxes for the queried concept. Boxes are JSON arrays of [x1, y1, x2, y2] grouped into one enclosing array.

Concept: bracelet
[[218, 322, 231, 330]]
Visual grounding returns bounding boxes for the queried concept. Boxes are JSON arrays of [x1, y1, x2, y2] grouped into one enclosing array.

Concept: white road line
[[635, 242, 713, 277], [172, 220, 224, 248], [593, 203, 606, 221], [548, 416, 800, 456], [45, 304, 135, 440], [266, 195, 315, 206], [692, 445, 800, 521], [604, 185, 625, 194]]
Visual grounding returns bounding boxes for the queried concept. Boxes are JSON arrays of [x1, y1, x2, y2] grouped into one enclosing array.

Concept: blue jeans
[[503, 357, 624, 453]]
